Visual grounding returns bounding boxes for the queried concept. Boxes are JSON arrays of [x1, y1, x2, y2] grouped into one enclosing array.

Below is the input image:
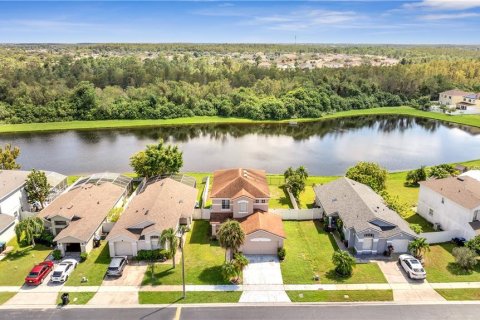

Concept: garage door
[[389, 239, 410, 253], [242, 238, 278, 255], [114, 241, 133, 256]]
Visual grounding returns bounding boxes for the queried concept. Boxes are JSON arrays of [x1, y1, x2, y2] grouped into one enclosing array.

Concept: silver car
[[398, 254, 426, 280], [106, 256, 128, 277]]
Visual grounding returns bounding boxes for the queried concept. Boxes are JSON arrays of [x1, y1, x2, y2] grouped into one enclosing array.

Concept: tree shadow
[[188, 221, 210, 245], [446, 262, 477, 276], [142, 266, 177, 286], [198, 265, 226, 284], [324, 269, 352, 283]]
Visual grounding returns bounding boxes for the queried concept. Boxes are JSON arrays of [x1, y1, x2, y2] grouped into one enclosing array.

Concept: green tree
[[15, 216, 44, 246], [428, 164, 458, 179], [24, 169, 51, 210], [284, 166, 309, 201], [332, 250, 356, 277], [0, 143, 21, 170], [233, 253, 249, 271], [405, 166, 427, 186], [465, 235, 480, 255], [130, 140, 183, 178], [217, 220, 245, 261], [452, 247, 478, 271], [408, 238, 430, 259], [160, 228, 179, 268], [346, 162, 387, 192], [71, 81, 97, 119], [221, 260, 240, 283]]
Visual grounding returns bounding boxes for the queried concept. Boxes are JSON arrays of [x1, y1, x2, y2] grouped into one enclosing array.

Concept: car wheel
[[408, 272, 413, 279]]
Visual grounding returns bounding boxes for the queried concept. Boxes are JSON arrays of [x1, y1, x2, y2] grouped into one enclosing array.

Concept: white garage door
[[389, 239, 410, 253], [114, 241, 133, 256], [242, 237, 278, 255]]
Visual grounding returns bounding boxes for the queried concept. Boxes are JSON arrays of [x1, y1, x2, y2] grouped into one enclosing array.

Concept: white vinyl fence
[[193, 208, 211, 220], [271, 208, 322, 220], [420, 229, 463, 244]]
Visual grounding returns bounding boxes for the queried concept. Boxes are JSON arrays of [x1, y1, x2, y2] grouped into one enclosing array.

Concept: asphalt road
[[1, 304, 479, 320]]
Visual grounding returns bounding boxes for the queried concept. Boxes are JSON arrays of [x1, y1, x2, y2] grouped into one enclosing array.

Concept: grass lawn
[[142, 220, 227, 285], [299, 176, 338, 209], [0, 292, 16, 305], [281, 221, 386, 284], [0, 237, 52, 286], [423, 243, 480, 283], [287, 290, 393, 302], [56, 292, 96, 305], [435, 289, 480, 301], [138, 291, 241, 304], [184, 172, 212, 206], [65, 242, 110, 286]]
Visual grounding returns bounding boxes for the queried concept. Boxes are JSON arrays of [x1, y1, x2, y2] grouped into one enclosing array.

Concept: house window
[[429, 208, 434, 216], [255, 200, 260, 203], [239, 201, 248, 213], [55, 221, 67, 226], [441, 197, 444, 204], [150, 235, 159, 239], [261, 199, 266, 203], [221, 200, 230, 210], [364, 233, 374, 238], [474, 210, 479, 221]]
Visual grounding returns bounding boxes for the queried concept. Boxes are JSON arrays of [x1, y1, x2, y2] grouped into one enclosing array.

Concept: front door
[[363, 237, 374, 251]]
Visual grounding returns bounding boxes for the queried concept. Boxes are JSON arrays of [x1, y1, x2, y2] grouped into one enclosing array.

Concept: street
[[1, 303, 479, 320]]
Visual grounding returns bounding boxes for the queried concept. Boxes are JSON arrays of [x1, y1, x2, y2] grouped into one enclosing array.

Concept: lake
[[1, 115, 479, 175]]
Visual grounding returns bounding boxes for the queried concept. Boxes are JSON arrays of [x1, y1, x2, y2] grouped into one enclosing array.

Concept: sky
[[0, 1, 479, 44]]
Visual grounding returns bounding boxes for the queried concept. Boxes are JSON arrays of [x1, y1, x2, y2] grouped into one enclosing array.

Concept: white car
[[50, 259, 78, 283], [398, 254, 426, 280]]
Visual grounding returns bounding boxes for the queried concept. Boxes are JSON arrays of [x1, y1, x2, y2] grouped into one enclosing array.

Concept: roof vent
[[457, 177, 464, 182], [67, 204, 73, 209], [144, 210, 149, 215]]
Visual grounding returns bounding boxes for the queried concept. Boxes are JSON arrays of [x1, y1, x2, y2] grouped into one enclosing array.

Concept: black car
[[452, 237, 466, 246]]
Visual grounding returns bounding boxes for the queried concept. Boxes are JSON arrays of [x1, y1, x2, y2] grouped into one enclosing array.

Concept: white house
[[0, 170, 67, 244], [417, 172, 480, 240], [107, 176, 197, 257]]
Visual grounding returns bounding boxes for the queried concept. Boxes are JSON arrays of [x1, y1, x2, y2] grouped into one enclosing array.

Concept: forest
[[0, 44, 479, 124]]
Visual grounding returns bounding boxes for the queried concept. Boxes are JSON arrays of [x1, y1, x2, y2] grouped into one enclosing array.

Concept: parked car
[[51, 259, 78, 283], [25, 261, 54, 286], [398, 254, 426, 280], [106, 256, 128, 277], [452, 237, 466, 246]]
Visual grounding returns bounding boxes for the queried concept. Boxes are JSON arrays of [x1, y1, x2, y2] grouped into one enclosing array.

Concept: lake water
[[1, 115, 479, 175]]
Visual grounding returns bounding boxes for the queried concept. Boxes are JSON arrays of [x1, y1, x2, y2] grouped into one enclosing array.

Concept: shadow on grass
[[188, 220, 211, 245], [324, 269, 352, 283], [446, 262, 480, 276], [94, 243, 111, 265], [142, 267, 177, 286], [5, 244, 51, 261], [198, 265, 226, 284]]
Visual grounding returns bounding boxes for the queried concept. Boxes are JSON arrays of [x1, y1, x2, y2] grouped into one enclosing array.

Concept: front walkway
[[239, 255, 290, 303], [377, 260, 445, 302]]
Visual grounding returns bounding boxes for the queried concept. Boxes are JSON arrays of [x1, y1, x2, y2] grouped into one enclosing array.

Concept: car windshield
[[413, 268, 425, 273], [108, 266, 119, 271], [52, 271, 63, 277], [28, 272, 39, 277]]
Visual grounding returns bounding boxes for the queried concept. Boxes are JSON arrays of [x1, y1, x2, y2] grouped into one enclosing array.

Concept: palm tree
[[15, 216, 44, 246], [160, 228, 179, 268], [408, 238, 430, 259], [297, 166, 309, 180], [332, 250, 356, 277], [217, 220, 245, 261]]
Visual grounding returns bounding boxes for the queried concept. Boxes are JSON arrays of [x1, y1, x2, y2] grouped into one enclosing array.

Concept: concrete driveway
[[4, 292, 58, 306], [101, 264, 147, 286]]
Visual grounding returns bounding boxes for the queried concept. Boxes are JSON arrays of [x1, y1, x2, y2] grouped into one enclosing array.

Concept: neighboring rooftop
[[440, 89, 471, 97], [315, 177, 416, 238], [38, 173, 132, 242], [0, 170, 67, 201], [210, 168, 269, 199], [107, 177, 197, 241], [0, 213, 15, 234], [460, 170, 480, 183], [240, 210, 285, 238], [420, 176, 480, 210]]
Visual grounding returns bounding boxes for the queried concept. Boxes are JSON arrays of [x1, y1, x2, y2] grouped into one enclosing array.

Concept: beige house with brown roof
[[38, 173, 132, 256], [107, 177, 197, 257], [418, 172, 480, 240], [439, 89, 480, 112], [210, 168, 285, 255]]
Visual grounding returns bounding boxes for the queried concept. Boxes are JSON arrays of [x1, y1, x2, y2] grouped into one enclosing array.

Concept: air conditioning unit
[[433, 223, 441, 231]]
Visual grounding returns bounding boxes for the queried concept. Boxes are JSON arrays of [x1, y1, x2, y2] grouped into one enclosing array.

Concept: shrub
[[107, 207, 123, 222], [135, 249, 169, 261], [233, 253, 249, 270], [52, 249, 62, 260], [222, 261, 239, 283], [405, 166, 427, 186], [409, 224, 423, 234], [277, 247, 286, 261], [332, 250, 356, 277], [465, 235, 480, 255], [35, 230, 55, 246], [452, 247, 478, 271], [80, 252, 88, 262], [345, 162, 387, 192]]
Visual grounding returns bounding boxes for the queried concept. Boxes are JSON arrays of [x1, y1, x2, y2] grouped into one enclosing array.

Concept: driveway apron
[[239, 255, 290, 303]]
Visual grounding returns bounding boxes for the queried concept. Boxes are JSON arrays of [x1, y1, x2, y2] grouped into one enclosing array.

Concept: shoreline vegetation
[[1, 106, 480, 134]]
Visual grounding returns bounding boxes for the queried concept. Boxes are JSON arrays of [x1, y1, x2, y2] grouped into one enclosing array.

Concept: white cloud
[[405, 0, 480, 10], [421, 12, 480, 20]]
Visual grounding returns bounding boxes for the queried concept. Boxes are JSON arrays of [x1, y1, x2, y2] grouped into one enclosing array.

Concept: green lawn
[[435, 289, 480, 301], [56, 292, 96, 305], [287, 290, 393, 302], [142, 220, 227, 285], [138, 291, 241, 304], [2, 106, 480, 134], [299, 176, 338, 209], [184, 172, 212, 205], [424, 243, 480, 283], [65, 242, 110, 286], [0, 292, 16, 305], [280, 221, 386, 284], [0, 237, 52, 286]]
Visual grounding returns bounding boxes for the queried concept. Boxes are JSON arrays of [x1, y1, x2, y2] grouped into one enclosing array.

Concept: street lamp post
[[178, 228, 186, 299]]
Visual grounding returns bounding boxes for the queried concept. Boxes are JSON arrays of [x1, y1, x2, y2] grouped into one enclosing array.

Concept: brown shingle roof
[[107, 178, 197, 241], [440, 89, 472, 97], [210, 168, 269, 199], [240, 211, 285, 238], [420, 176, 480, 210], [39, 182, 127, 242], [210, 212, 233, 224], [0, 170, 66, 201]]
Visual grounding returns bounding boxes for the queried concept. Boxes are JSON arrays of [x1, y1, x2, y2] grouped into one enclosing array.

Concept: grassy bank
[[56, 292, 96, 305], [287, 290, 393, 302], [1, 107, 479, 133], [435, 289, 480, 301], [138, 291, 241, 304]]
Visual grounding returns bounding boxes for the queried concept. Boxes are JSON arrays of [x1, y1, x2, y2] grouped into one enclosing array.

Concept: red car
[[25, 261, 54, 286]]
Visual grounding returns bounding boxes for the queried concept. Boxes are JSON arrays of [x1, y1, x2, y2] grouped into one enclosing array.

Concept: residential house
[[107, 176, 197, 257], [38, 173, 132, 256], [0, 170, 67, 244], [209, 168, 285, 255], [438, 89, 480, 111], [417, 171, 480, 239], [315, 178, 417, 255]]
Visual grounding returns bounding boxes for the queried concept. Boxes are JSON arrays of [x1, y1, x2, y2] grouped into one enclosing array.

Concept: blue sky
[[0, 1, 479, 44]]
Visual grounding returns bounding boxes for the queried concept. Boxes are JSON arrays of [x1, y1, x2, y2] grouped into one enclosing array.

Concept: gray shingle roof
[[0, 170, 67, 201], [0, 214, 15, 234], [314, 177, 417, 238]]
